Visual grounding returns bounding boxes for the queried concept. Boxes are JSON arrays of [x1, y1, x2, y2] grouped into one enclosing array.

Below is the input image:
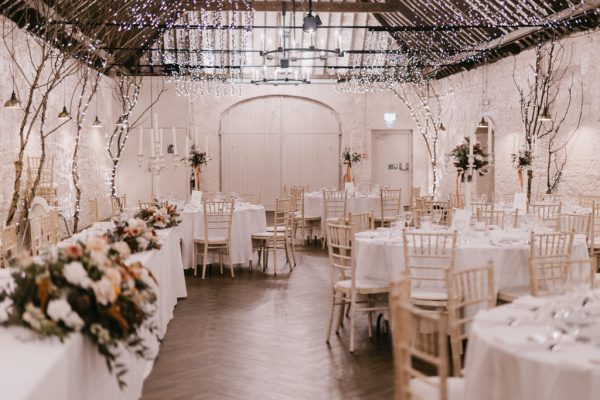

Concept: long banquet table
[[0, 224, 187, 400]]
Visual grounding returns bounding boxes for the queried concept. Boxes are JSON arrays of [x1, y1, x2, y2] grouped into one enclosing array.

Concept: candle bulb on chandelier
[[205, 135, 209, 155], [150, 129, 156, 158], [195, 128, 199, 147], [184, 134, 190, 155], [172, 127, 178, 155]]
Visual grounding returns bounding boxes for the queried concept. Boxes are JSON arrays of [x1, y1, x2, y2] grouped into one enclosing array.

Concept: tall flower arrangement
[[511, 148, 532, 192], [0, 237, 158, 388], [185, 145, 209, 191], [341, 147, 361, 183], [450, 137, 489, 182]]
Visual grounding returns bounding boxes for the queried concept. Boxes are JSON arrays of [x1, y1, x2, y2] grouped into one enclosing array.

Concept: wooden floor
[[141, 246, 394, 400]]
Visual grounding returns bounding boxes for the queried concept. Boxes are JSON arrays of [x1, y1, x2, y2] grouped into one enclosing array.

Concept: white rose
[[92, 278, 117, 305], [46, 299, 72, 322], [90, 250, 108, 268], [64, 311, 84, 330], [137, 237, 149, 250], [22, 304, 43, 331], [111, 241, 131, 259], [86, 236, 107, 253], [104, 268, 122, 287], [63, 262, 92, 288]]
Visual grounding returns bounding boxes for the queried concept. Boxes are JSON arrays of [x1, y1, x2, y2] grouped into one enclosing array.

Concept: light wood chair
[[579, 195, 600, 208], [251, 198, 294, 276], [239, 193, 261, 204], [26, 156, 57, 205], [390, 279, 464, 400], [348, 212, 374, 233], [193, 201, 234, 279], [415, 196, 433, 210], [527, 203, 562, 229], [424, 200, 452, 226], [477, 209, 518, 228], [409, 187, 421, 210], [322, 190, 348, 248], [376, 188, 402, 227], [41, 212, 59, 246], [557, 213, 591, 237], [1, 225, 18, 268], [470, 202, 493, 216], [591, 202, 600, 272], [325, 223, 389, 353], [29, 217, 44, 256], [403, 231, 457, 309], [497, 231, 574, 302], [88, 198, 99, 226], [290, 186, 320, 243], [494, 193, 516, 205], [111, 195, 127, 216], [447, 263, 495, 376]]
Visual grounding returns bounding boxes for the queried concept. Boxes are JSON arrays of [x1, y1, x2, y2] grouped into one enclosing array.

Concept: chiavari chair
[[424, 200, 452, 226], [41, 212, 59, 246], [579, 195, 600, 208], [29, 217, 44, 256], [402, 231, 457, 309], [409, 187, 421, 210], [1, 225, 18, 268], [88, 199, 99, 226], [348, 212, 374, 233], [193, 201, 234, 279], [447, 263, 495, 376], [376, 188, 402, 227], [591, 202, 600, 272], [557, 213, 591, 237], [477, 209, 518, 228], [497, 231, 574, 302], [390, 278, 464, 400], [251, 198, 294, 276], [415, 196, 433, 210], [470, 202, 493, 216], [322, 190, 348, 248], [527, 203, 562, 229], [290, 186, 320, 244], [325, 223, 389, 353]]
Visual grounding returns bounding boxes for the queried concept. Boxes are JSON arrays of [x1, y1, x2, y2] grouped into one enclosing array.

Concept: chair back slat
[[403, 231, 457, 289], [527, 203, 562, 229], [323, 190, 347, 222], [529, 231, 574, 296], [348, 212, 374, 233], [326, 223, 356, 285], [380, 188, 402, 222], [202, 201, 234, 241], [477, 209, 518, 228]]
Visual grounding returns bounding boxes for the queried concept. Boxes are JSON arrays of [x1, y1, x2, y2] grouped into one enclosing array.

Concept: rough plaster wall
[[435, 31, 600, 200], [0, 17, 117, 227]]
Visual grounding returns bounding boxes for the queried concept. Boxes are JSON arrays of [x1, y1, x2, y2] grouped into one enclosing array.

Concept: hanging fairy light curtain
[[161, 2, 254, 96]]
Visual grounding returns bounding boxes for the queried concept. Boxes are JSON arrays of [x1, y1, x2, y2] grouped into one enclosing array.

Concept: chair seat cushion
[[194, 236, 227, 244], [411, 287, 448, 301], [497, 285, 530, 302], [410, 377, 464, 400], [336, 279, 389, 293]]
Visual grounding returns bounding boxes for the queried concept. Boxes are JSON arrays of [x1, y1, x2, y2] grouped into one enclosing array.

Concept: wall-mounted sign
[[387, 162, 410, 171]]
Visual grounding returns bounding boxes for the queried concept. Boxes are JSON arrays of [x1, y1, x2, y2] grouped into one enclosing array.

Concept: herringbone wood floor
[[141, 246, 394, 400]]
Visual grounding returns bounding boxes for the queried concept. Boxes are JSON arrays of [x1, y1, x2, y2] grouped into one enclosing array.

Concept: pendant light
[[115, 115, 126, 127], [91, 95, 103, 128], [539, 106, 552, 122], [439, 122, 446, 131], [57, 85, 70, 120], [477, 117, 488, 128], [5, 27, 21, 109]]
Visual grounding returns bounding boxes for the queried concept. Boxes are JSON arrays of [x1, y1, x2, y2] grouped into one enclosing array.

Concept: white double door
[[221, 96, 340, 209], [371, 130, 412, 202]]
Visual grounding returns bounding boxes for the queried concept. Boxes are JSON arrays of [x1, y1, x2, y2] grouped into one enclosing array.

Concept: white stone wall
[[0, 17, 118, 227]]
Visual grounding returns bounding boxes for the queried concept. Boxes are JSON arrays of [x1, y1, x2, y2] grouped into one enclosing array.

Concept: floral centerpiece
[[341, 147, 362, 183], [185, 144, 209, 191], [511, 147, 532, 191], [0, 236, 158, 388], [134, 202, 181, 230], [107, 218, 161, 254], [450, 137, 489, 182]]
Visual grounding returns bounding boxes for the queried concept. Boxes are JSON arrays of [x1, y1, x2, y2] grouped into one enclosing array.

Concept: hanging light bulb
[[115, 115, 126, 127], [4, 90, 21, 109], [91, 115, 103, 128], [539, 106, 552, 122], [477, 117, 488, 128], [57, 105, 71, 120], [439, 122, 446, 131]]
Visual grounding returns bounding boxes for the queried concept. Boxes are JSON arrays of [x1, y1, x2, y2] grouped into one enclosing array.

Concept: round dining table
[[303, 191, 382, 236], [464, 294, 600, 400], [355, 227, 591, 294], [179, 204, 267, 268]]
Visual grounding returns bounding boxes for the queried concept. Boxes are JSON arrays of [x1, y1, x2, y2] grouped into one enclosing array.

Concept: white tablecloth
[[355, 228, 590, 294], [304, 192, 381, 236], [180, 205, 267, 268], [464, 296, 600, 400], [0, 225, 187, 400]]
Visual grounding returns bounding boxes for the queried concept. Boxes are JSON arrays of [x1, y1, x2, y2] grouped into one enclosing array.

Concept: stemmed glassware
[[405, 211, 414, 228]]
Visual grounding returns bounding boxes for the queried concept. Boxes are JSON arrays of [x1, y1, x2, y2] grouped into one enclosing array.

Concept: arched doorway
[[219, 95, 341, 208]]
